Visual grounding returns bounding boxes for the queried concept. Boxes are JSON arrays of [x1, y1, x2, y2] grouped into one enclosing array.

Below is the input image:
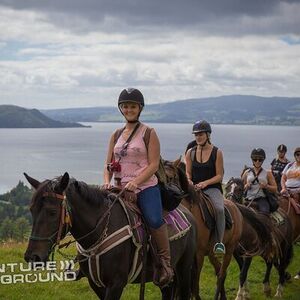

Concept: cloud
[[0, 1, 299, 108]]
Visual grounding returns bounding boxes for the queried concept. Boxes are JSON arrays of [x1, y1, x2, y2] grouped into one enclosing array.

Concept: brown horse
[[23, 172, 198, 300], [163, 159, 244, 300], [225, 177, 294, 298], [278, 192, 300, 243]]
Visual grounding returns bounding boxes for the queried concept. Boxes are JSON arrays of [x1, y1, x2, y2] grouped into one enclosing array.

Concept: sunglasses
[[252, 158, 264, 162], [295, 152, 300, 157]]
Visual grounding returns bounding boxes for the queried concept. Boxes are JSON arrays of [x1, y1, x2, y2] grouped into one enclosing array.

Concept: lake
[[0, 122, 299, 193]]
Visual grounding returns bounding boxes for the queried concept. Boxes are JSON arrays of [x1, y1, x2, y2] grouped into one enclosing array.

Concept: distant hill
[[0, 105, 86, 128], [43, 95, 300, 125]]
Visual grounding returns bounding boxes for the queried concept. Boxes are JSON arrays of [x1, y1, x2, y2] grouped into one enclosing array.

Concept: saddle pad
[[164, 208, 191, 241], [271, 210, 285, 225], [122, 200, 191, 244]]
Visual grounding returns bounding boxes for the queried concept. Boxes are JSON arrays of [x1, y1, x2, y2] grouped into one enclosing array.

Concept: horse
[[162, 159, 244, 300], [23, 172, 198, 300], [242, 165, 300, 279], [225, 177, 294, 298]]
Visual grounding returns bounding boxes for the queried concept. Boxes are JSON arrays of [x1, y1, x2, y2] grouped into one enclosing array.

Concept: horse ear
[[23, 173, 40, 190], [173, 156, 182, 168], [59, 172, 70, 192]]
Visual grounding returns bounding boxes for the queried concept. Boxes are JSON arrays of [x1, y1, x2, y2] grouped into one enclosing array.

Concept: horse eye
[[47, 209, 57, 217]]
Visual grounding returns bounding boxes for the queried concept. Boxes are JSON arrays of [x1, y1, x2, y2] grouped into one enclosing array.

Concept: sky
[[0, 0, 300, 109]]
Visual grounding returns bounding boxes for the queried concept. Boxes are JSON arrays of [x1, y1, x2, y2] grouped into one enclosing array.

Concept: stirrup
[[213, 242, 225, 255]]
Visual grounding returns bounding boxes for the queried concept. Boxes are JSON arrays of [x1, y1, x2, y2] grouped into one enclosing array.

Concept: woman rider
[[102, 88, 173, 287], [281, 147, 300, 197], [185, 120, 226, 255], [242, 148, 277, 214], [271, 144, 290, 192]]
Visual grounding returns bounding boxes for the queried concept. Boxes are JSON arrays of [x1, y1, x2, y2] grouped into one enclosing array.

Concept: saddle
[[76, 190, 191, 288], [196, 191, 233, 231], [244, 199, 285, 226]]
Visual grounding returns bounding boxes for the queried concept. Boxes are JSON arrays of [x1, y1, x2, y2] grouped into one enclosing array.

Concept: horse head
[[225, 177, 244, 204], [163, 158, 200, 206], [24, 172, 70, 262]]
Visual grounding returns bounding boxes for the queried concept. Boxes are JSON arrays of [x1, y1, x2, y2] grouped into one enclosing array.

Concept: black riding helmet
[[118, 88, 144, 107], [251, 148, 266, 160], [118, 88, 144, 123], [192, 120, 212, 150], [192, 120, 212, 134], [277, 144, 287, 152]]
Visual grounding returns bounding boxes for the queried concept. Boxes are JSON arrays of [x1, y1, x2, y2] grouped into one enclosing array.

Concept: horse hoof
[[274, 292, 282, 298]]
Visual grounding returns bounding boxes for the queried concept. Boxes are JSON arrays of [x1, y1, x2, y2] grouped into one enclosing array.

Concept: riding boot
[[150, 223, 174, 288]]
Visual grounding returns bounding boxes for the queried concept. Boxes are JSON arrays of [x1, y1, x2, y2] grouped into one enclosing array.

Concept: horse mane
[[176, 161, 199, 204], [241, 165, 251, 177], [68, 180, 111, 206]]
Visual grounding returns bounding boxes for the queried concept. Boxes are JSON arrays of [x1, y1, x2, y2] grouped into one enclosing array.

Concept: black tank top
[[191, 146, 223, 193]]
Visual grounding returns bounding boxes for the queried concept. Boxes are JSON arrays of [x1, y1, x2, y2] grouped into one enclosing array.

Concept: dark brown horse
[[163, 159, 244, 300], [24, 172, 198, 300], [225, 177, 294, 298]]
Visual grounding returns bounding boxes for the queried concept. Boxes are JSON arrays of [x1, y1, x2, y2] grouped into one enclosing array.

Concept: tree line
[[0, 181, 32, 241]]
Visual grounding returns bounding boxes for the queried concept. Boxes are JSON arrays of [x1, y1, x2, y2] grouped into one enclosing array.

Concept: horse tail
[[235, 203, 274, 257]]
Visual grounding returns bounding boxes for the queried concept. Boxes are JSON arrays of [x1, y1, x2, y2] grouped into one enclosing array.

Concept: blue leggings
[[137, 185, 164, 229]]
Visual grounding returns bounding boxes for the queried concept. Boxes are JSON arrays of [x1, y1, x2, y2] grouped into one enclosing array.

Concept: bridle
[[29, 187, 125, 258], [29, 191, 72, 258], [226, 179, 244, 204]]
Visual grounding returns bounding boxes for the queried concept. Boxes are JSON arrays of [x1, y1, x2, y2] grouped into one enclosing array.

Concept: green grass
[[0, 242, 299, 299]]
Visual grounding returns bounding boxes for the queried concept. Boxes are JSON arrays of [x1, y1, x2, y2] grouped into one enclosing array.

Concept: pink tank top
[[113, 123, 158, 192]]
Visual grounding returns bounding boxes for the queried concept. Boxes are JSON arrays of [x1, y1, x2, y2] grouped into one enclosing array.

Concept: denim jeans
[[137, 185, 164, 229]]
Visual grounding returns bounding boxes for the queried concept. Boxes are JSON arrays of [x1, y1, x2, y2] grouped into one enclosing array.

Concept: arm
[[242, 170, 251, 190], [199, 149, 224, 189], [185, 149, 194, 185], [102, 133, 115, 187], [125, 129, 160, 191], [262, 171, 277, 193], [281, 173, 287, 192]]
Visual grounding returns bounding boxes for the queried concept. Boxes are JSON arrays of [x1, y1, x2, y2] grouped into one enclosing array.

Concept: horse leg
[[274, 244, 293, 298], [104, 284, 126, 300], [213, 251, 233, 300], [234, 255, 252, 300], [192, 252, 205, 300], [262, 260, 272, 297], [174, 253, 194, 300], [88, 278, 106, 300], [161, 282, 176, 300]]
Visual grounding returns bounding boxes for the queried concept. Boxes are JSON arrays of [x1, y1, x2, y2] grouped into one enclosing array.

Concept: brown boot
[[150, 223, 174, 287]]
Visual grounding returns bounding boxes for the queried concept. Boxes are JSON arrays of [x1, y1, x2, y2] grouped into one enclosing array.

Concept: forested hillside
[[0, 182, 32, 241]]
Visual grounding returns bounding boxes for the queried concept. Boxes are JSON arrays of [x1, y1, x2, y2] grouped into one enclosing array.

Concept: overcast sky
[[0, 0, 300, 109]]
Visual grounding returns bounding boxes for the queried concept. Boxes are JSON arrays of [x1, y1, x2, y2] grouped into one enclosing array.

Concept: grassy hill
[[0, 105, 86, 128], [0, 241, 300, 299], [43, 95, 300, 125]]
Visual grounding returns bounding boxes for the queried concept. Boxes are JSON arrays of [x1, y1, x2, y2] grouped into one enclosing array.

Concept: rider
[[242, 148, 277, 214], [271, 144, 290, 192], [103, 88, 173, 287], [281, 147, 300, 197], [185, 120, 226, 255]]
